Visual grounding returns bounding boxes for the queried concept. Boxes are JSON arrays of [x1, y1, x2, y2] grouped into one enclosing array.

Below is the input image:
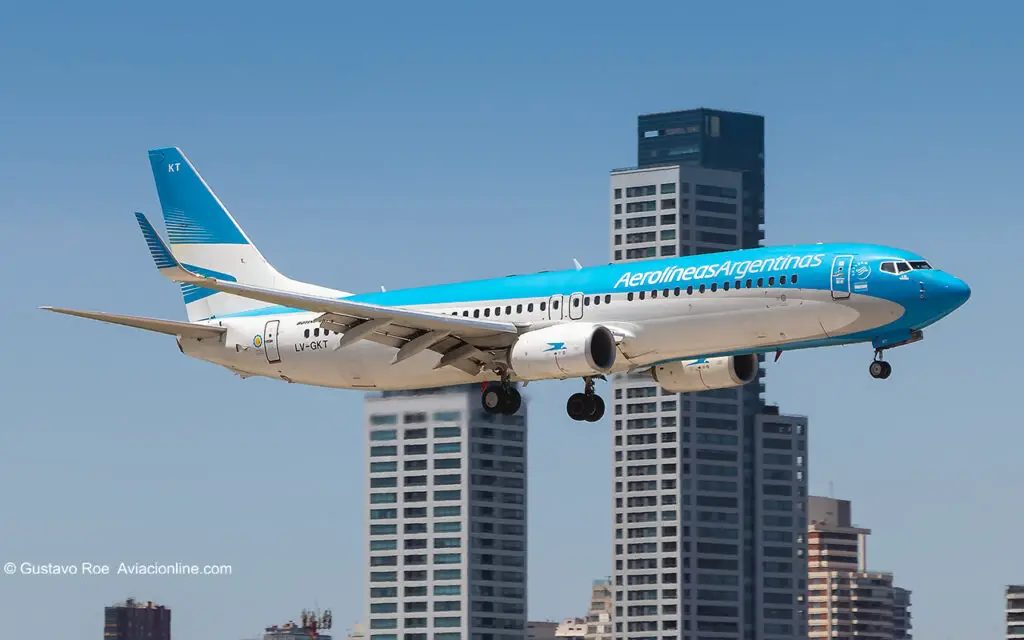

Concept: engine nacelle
[[651, 354, 758, 392], [509, 323, 617, 380]]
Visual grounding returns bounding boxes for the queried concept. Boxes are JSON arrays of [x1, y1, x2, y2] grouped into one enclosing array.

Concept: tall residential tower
[[609, 109, 808, 640], [365, 385, 528, 640]]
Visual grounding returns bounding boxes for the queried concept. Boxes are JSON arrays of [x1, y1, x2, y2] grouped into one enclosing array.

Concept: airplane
[[42, 147, 971, 422]]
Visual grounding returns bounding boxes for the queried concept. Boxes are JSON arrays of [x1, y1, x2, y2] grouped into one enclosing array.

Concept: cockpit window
[[909, 261, 932, 270], [880, 262, 897, 274], [896, 261, 911, 273]]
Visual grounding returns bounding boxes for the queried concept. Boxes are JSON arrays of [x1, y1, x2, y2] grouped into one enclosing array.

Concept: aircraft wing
[[40, 307, 225, 340]]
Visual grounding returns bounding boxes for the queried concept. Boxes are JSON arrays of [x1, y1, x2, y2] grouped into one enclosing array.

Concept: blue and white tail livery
[[42, 147, 971, 421]]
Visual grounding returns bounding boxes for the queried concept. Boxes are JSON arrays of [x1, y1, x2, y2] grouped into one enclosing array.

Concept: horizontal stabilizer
[[40, 306, 225, 340]]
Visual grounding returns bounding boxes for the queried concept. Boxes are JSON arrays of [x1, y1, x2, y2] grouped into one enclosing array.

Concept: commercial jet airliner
[[43, 148, 971, 421]]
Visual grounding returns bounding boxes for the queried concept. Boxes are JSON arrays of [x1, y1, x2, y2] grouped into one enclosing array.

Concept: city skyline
[[1, 3, 1019, 640]]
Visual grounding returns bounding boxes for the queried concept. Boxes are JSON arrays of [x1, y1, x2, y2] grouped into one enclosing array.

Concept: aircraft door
[[263, 319, 281, 364], [568, 292, 584, 320], [830, 255, 854, 300], [548, 295, 563, 321]]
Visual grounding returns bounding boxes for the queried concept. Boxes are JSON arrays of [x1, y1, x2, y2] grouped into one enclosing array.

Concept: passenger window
[[768, 277, 775, 286], [484, 308, 490, 317], [780, 275, 787, 285], [516, 304, 523, 313], [463, 311, 469, 316], [553, 300, 559, 309], [662, 289, 669, 297], [791, 274, 798, 284], [745, 279, 752, 288], [710, 283, 717, 292], [495, 307, 501, 316], [527, 303, 534, 312], [687, 286, 693, 295], [304, 329, 310, 338], [627, 293, 634, 301], [735, 280, 741, 289], [593, 297, 600, 306], [314, 328, 320, 337], [505, 306, 512, 314], [540, 302, 546, 311], [573, 298, 580, 307], [699, 285, 706, 293], [723, 281, 730, 291], [880, 262, 896, 274], [639, 291, 646, 300], [474, 310, 480, 318], [674, 287, 680, 296], [757, 278, 764, 287], [651, 290, 658, 298], [604, 295, 611, 304]]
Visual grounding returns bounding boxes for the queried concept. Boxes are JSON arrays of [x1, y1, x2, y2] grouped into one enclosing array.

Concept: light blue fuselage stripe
[[208, 242, 921, 319]]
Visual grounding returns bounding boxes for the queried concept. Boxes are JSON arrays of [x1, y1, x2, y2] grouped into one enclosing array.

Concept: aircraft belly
[[634, 291, 832, 359], [818, 294, 904, 337]]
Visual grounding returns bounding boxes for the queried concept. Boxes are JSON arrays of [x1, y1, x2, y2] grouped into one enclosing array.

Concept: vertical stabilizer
[[147, 147, 347, 320]]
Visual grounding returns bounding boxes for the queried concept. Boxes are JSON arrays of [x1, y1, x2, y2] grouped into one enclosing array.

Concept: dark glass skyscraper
[[637, 108, 765, 252], [609, 109, 808, 640]]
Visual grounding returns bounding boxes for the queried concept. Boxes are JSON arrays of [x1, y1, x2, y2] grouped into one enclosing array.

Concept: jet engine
[[509, 323, 617, 380], [651, 354, 758, 392]]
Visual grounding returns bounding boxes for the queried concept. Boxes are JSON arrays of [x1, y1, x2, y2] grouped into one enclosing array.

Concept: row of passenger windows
[[624, 274, 798, 301], [443, 274, 799, 319]]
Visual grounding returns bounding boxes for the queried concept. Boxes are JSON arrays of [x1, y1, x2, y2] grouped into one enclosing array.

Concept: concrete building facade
[[364, 385, 528, 640], [1008, 585, 1024, 640], [806, 497, 912, 640]]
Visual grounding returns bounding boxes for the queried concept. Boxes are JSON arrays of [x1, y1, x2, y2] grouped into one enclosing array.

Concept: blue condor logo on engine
[[612, 253, 825, 289]]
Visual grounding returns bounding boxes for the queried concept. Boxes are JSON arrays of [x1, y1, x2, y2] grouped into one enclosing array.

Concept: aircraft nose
[[942, 275, 971, 309]]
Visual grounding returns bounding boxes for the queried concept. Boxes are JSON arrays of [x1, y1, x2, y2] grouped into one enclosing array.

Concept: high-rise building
[[364, 384, 528, 640], [1007, 585, 1024, 640], [609, 108, 809, 640], [806, 496, 912, 640], [103, 599, 171, 640]]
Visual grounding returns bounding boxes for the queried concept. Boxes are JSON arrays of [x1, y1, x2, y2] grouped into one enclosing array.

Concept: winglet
[[134, 212, 203, 283]]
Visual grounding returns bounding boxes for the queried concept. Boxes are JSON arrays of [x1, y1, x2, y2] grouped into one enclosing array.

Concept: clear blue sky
[[1, 2, 1020, 639]]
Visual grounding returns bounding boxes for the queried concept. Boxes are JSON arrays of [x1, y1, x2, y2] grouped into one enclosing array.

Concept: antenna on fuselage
[[572, 258, 582, 270], [380, 285, 386, 292]]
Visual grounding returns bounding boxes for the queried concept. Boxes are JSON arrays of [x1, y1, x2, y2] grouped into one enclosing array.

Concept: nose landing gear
[[567, 377, 605, 422], [869, 350, 892, 379]]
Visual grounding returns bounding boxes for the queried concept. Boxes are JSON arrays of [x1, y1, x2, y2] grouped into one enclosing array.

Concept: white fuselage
[[182, 286, 903, 390]]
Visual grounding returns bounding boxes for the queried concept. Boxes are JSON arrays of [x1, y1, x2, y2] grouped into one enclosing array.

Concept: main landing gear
[[481, 381, 522, 415], [566, 377, 605, 422], [869, 350, 892, 380]]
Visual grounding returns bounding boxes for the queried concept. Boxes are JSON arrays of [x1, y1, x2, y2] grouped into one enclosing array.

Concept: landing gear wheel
[[869, 360, 892, 379], [583, 394, 605, 422], [503, 387, 522, 414], [481, 383, 521, 415], [567, 393, 589, 420], [482, 385, 505, 413]]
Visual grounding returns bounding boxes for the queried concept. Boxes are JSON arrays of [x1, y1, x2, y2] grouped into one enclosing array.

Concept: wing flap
[[41, 307, 225, 340]]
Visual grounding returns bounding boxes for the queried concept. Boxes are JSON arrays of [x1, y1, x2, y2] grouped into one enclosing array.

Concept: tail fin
[[147, 147, 347, 321]]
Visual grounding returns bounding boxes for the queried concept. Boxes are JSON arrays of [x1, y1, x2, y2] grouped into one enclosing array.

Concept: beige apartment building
[[807, 497, 911, 640]]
